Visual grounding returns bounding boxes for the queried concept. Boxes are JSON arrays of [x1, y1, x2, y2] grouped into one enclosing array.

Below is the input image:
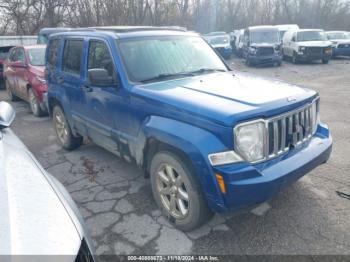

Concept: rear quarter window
[[62, 39, 83, 75]]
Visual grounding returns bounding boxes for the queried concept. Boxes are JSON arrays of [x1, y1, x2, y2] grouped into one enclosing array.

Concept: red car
[[0, 46, 15, 89], [4, 45, 47, 116]]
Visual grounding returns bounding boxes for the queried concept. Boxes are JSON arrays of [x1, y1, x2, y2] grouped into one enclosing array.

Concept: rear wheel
[[5, 79, 19, 101], [150, 151, 213, 231], [53, 105, 83, 150], [28, 88, 45, 117]]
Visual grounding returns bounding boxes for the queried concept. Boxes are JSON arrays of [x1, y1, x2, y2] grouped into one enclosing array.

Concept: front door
[[82, 39, 130, 155]]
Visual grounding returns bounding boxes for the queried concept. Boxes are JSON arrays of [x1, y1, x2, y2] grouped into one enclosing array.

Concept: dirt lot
[[1, 56, 350, 257]]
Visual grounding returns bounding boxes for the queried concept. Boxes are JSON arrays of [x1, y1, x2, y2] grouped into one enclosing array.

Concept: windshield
[[251, 31, 280, 44], [28, 48, 46, 66], [326, 32, 348, 40], [118, 36, 227, 83], [297, 31, 326, 42], [207, 35, 230, 45]]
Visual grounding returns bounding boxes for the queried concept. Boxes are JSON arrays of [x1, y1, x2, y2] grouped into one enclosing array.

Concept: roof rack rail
[[88, 26, 187, 33]]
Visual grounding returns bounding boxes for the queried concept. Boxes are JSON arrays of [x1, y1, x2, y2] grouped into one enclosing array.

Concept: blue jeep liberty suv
[[45, 26, 332, 231]]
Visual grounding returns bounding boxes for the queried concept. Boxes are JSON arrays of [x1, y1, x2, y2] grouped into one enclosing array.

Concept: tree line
[[0, 0, 349, 35]]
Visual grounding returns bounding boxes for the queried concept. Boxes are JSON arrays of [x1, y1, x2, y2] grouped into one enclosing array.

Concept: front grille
[[305, 47, 322, 56], [266, 99, 319, 159], [258, 47, 274, 56]]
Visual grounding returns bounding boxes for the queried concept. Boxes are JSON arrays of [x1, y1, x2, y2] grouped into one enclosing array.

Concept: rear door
[[59, 37, 87, 135]]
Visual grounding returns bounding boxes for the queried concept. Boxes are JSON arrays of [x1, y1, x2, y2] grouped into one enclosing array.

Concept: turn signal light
[[215, 174, 226, 194]]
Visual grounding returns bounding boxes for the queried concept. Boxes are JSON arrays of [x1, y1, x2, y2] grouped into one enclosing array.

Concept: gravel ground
[[1, 56, 350, 258]]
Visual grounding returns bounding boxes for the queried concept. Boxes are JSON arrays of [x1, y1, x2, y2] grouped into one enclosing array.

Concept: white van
[[282, 29, 332, 64], [275, 24, 299, 39]]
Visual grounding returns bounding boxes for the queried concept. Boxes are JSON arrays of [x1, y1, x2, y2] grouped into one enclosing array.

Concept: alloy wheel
[[54, 110, 68, 144], [156, 164, 190, 219]]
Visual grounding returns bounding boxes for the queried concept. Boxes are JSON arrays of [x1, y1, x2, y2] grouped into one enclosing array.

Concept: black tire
[[53, 105, 83, 150], [5, 79, 19, 101], [150, 151, 213, 231], [292, 52, 298, 64], [245, 57, 252, 67], [28, 88, 45, 117], [322, 58, 329, 64]]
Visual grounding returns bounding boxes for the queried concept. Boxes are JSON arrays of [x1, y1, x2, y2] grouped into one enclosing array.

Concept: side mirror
[[12, 61, 27, 68], [88, 69, 118, 87], [0, 102, 16, 129]]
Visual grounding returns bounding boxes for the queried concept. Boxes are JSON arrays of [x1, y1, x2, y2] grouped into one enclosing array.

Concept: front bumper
[[296, 51, 331, 61], [248, 54, 282, 65], [209, 123, 332, 212]]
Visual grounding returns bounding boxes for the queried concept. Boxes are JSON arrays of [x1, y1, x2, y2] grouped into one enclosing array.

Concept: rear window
[[62, 39, 83, 75], [47, 39, 60, 69]]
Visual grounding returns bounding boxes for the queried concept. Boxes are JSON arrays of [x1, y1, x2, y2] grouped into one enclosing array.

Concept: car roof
[[297, 29, 323, 32], [11, 45, 46, 50], [325, 31, 347, 34], [50, 26, 197, 40], [248, 25, 278, 31]]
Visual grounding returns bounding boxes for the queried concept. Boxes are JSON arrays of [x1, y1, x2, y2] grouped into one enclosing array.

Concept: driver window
[[88, 40, 116, 79], [16, 48, 25, 62]]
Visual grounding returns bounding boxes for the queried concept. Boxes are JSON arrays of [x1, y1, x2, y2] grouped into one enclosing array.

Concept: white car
[[0, 101, 95, 261], [325, 31, 350, 57], [282, 29, 332, 64]]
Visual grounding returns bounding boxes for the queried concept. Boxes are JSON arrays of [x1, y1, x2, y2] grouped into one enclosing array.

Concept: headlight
[[249, 47, 257, 54], [299, 46, 306, 52], [234, 121, 266, 163], [36, 76, 47, 84]]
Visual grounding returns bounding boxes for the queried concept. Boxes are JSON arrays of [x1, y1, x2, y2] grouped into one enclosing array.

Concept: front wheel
[[150, 151, 213, 231], [53, 105, 83, 150], [322, 58, 329, 64], [292, 52, 298, 64], [28, 88, 45, 117]]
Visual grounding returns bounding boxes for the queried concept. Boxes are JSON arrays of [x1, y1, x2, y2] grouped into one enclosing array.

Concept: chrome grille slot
[[266, 99, 319, 160]]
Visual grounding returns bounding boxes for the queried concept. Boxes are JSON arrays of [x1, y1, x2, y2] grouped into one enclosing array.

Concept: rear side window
[[62, 39, 83, 75], [47, 39, 60, 70], [88, 41, 115, 78]]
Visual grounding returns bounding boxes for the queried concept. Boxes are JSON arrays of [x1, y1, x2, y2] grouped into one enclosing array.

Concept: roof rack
[[88, 26, 187, 33]]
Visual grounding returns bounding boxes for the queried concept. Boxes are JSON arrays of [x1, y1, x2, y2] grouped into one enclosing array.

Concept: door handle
[[57, 76, 64, 84], [81, 85, 93, 92]]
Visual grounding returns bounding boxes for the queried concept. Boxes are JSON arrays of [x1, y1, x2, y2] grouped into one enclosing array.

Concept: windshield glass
[[326, 32, 348, 40], [297, 31, 326, 42], [118, 36, 227, 83], [28, 48, 46, 66], [207, 35, 230, 45], [251, 31, 280, 44]]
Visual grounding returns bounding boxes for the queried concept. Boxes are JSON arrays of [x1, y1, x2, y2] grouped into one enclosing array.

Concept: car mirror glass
[[88, 68, 118, 87]]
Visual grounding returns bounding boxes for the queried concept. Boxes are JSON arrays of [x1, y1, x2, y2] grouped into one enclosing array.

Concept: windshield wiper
[[188, 68, 227, 75], [139, 72, 195, 83]]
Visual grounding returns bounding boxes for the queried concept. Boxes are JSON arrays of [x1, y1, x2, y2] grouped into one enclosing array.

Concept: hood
[[251, 43, 279, 48], [134, 72, 317, 127], [0, 128, 81, 257], [30, 65, 45, 77], [297, 41, 332, 47], [332, 39, 350, 45], [212, 43, 231, 48]]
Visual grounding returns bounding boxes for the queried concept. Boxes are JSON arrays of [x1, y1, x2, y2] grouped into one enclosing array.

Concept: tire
[[5, 79, 19, 101], [53, 105, 83, 150], [245, 58, 252, 67], [292, 52, 298, 64], [28, 88, 45, 117], [322, 58, 329, 64], [150, 151, 213, 231]]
